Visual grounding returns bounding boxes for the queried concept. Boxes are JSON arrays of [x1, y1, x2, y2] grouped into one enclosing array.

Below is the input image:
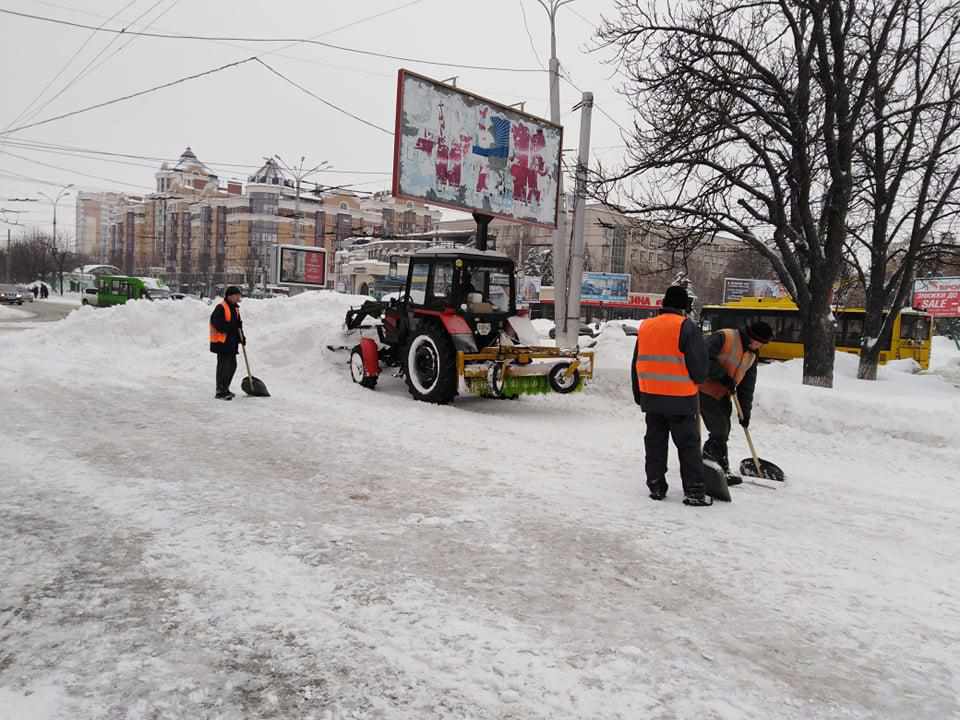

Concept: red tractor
[[336, 248, 593, 404]]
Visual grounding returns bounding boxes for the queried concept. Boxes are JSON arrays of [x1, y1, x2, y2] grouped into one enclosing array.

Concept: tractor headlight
[[476, 322, 492, 335]]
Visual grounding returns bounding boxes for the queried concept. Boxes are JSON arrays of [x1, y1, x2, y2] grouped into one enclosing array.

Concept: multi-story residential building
[[75, 192, 134, 258], [85, 148, 442, 291]]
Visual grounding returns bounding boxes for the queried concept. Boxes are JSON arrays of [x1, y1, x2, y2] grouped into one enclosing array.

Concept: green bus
[[84, 275, 171, 307]]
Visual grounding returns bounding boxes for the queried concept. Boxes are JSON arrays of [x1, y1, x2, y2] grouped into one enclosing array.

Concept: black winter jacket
[[209, 301, 243, 355], [703, 329, 757, 419], [631, 309, 708, 415]]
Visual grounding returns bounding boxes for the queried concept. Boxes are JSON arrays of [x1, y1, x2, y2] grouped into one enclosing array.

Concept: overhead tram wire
[[0, 8, 547, 73], [0, 56, 258, 136], [255, 59, 394, 136], [21, 0, 172, 127], [1, 0, 141, 133], [1, 138, 393, 175], [0, 148, 156, 190]]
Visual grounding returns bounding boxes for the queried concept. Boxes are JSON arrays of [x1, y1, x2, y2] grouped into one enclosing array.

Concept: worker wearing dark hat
[[209, 286, 245, 400], [699, 320, 774, 477], [632, 285, 711, 506]]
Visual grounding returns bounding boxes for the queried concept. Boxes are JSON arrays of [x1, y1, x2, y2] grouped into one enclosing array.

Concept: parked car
[[18, 285, 34, 302], [0, 284, 26, 305]]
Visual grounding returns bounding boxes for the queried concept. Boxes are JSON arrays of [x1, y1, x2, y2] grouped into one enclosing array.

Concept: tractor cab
[[398, 248, 516, 350]]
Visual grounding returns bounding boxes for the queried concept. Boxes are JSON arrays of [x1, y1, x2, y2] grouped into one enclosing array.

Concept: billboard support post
[[559, 92, 594, 350], [472, 212, 493, 252]]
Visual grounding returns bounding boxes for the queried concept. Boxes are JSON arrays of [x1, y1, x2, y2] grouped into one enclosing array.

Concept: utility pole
[[563, 92, 593, 347], [38, 184, 74, 295], [273, 155, 330, 293], [537, 0, 575, 347]]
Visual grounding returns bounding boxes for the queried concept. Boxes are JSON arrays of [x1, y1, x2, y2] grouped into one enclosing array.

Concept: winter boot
[[683, 494, 714, 507], [649, 487, 667, 501]]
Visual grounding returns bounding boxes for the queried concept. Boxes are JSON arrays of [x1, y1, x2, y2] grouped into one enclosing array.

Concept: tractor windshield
[[459, 263, 514, 313]]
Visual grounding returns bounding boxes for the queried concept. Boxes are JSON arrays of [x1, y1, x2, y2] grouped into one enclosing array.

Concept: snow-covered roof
[[413, 247, 510, 261]]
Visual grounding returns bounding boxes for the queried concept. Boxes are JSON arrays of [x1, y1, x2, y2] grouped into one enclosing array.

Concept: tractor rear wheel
[[404, 324, 457, 403], [350, 346, 377, 389]]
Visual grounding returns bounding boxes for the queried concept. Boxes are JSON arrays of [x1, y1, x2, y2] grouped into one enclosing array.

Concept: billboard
[[276, 245, 326, 287], [580, 272, 631, 303], [518, 275, 542, 303], [393, 69, 563, 228], [723, 277, 789, 303], [913, 276, 960, 317]]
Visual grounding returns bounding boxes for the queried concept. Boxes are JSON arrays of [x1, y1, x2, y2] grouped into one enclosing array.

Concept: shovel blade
[[703, 458, 731, 502], [241, 375, 270, 397], [739, 457, 784, 482]]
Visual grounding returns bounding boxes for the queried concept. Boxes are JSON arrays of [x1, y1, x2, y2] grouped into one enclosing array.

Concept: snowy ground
[[0, 305, 34, 321], [1, 294, 958, 719]]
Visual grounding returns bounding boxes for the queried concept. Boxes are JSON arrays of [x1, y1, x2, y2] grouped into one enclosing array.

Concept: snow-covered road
[[2, 295, 958, 719]]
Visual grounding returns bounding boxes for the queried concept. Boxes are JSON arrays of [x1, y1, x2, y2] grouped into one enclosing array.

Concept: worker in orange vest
[[631, 285, 711, 506], [209, 286, 245, 400], [699, 321, 773, 477]]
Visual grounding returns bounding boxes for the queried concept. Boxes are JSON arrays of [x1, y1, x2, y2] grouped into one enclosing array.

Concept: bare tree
[[845, 0, 960, 378], [595, 0, 933, 387]]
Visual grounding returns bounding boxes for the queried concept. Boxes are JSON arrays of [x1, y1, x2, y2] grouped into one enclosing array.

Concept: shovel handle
[[732, 393, 765, 479], [240, 341, 254, 384]]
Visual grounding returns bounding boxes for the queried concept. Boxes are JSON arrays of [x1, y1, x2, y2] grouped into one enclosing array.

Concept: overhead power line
[[0, 56, 257, 136], [255, 59, 394, 136], [2, 139, 393, 175], [0, 8, 548, 73]]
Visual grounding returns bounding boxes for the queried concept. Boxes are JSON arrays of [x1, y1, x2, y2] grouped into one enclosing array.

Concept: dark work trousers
[[644, 412, 705, 496], [216, 353, 238, 395], [700, 392, 733, 472]]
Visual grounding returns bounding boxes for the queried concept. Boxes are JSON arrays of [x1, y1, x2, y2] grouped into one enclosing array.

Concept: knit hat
[[662, 285, 690, 311], [746, 320, 774, 343], [224, 285, 242, 298]]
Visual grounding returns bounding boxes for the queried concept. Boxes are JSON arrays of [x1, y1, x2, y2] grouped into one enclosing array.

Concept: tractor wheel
[[404, 324, 457, 404], [350, 346, 377, 389], [548, 362, 581, 394]]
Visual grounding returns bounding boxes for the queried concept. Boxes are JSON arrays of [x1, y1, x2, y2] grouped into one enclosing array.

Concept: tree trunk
[[856, 302, 887, 381], [802, 300, 836, 387]]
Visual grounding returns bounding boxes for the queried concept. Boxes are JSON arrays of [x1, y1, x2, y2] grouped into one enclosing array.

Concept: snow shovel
[[733, 395, 784, 481], [239, 332, 270, 397], [697, 405, 731, 502]]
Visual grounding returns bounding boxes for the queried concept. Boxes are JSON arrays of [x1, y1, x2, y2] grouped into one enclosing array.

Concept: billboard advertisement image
[[580, 272, 631, 303], [277, 245, 326, 287], [393, 69, 563, 228], [913, 276, 960, 317], [723, 277, 789, 303]]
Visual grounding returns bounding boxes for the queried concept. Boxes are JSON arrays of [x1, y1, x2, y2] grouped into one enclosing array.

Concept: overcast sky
[[0, 0, 632, 237]]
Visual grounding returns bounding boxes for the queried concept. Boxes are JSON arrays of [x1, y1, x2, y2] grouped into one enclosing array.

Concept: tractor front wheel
[[404, 325, 457, 404], [548, 362, 581, 394], [350, 346, 377, 389]]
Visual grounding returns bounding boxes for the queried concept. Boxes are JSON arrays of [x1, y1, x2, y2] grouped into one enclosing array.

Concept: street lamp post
[[536, 0, 575, 348], [38, 184, 74, 295], [273, 155, 331, 245]]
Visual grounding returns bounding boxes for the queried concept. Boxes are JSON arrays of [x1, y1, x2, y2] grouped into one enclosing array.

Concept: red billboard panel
[[277, 245, 326, 287], [913, 276, 960, 317]]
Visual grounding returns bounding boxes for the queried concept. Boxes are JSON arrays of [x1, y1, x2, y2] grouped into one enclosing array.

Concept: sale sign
[[912, 276, 960, 317]]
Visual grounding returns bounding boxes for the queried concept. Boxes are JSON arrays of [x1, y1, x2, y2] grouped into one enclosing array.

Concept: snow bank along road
[[1, 294, 958, 719]]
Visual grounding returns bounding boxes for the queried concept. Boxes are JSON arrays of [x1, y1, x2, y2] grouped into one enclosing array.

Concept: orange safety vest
[[209, 301, 231, 344], [634, 313, 698, 397], [700, 328, 756, 399]]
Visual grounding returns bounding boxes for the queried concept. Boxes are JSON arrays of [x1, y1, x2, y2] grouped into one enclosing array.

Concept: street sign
[[392, 69, 563, 228]]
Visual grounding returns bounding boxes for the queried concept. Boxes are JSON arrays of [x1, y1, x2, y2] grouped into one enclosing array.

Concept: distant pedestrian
[[32, 286, 38, 300], [632, 285, 712, 506], [209, 286, 244, 400], [41, 284, 48, 299]]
